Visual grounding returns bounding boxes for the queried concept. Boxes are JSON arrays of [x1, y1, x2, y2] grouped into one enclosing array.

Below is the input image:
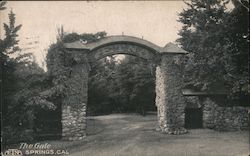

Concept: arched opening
[[87, 54, 156, 114], [86, 51, 157, 134]]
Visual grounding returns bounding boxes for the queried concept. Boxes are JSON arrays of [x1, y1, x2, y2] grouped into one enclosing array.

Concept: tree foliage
[[88, 55, 156, 115], [46, 30, 107, 95], [0, 2, 51, 146], [177, 0, 249, 99]]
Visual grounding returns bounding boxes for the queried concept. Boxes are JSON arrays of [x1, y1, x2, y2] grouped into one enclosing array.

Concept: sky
[[0, 1, 187, 68]]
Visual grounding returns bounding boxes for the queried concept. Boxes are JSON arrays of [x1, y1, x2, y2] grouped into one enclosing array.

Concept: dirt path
[[52, 113, 249, 156]]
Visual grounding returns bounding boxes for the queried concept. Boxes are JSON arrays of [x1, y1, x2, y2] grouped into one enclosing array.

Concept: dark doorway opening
[[185, 108, 203, 129]]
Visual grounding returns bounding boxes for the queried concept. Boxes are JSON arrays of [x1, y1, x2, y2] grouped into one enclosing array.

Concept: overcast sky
[[0, 1, 187, 68]]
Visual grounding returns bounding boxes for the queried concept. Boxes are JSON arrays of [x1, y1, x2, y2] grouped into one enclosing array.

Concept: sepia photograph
[[0, 0, 249, 156]]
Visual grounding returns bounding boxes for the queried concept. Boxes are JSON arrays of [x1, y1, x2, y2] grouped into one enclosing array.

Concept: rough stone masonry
[[59, 35, 248, 140]]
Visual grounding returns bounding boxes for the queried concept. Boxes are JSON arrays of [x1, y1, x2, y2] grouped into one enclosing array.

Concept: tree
[[0, 9, 22, 58], [222, 0, 249, 97], [0, 2, 52, 145], [0, 4, 24, 144], [177, 0, 249, 100]]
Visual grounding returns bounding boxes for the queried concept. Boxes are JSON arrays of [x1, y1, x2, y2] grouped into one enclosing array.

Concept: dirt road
[[51, 113, 249, 156]]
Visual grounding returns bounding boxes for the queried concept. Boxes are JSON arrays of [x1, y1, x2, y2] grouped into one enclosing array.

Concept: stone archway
[[61, 35, 188, 140]]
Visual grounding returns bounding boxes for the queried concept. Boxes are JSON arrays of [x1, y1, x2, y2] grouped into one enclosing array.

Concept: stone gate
[[61, 35, 188, 140]]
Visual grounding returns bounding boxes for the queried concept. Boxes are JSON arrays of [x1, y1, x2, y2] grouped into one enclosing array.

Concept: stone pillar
[[61, 61, 89, 140], [155, 54, 187, 134]]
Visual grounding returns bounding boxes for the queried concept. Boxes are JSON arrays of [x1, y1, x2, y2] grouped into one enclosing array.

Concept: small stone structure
[[184, 96, 249, 131], [61, 35, 188, 140]]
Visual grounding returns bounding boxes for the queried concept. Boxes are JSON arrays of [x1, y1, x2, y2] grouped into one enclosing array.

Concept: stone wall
[[203, 98, 249, 131], [155, 54, 187, 134]]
